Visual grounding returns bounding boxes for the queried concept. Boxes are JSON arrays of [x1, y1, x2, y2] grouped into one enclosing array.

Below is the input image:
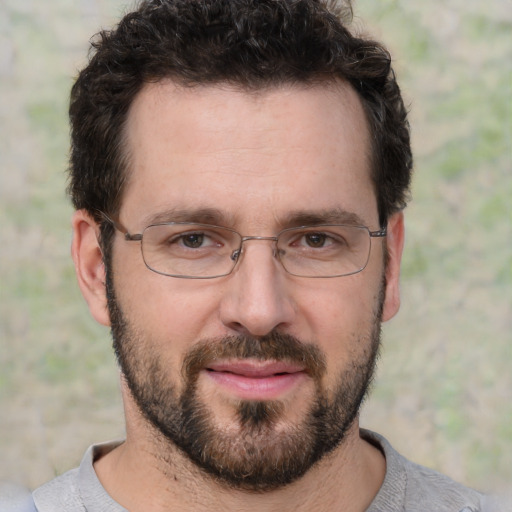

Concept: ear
[[381, 211, 405, 322], [71, 210, 111, 327]]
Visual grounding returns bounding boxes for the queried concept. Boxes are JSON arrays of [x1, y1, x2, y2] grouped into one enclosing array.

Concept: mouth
[[203, 359, 308, 400]]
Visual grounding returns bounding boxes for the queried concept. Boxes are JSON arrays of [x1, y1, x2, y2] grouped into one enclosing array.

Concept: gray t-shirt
[[32, 430, 486, 511]]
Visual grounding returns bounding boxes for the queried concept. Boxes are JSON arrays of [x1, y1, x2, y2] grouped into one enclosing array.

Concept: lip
[[203, 359, 308, 400]]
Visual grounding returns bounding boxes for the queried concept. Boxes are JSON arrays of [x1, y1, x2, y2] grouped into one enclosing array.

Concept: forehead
[[121, 80, 376, 229]]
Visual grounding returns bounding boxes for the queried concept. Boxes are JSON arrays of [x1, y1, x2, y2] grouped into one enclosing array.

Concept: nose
[[219, 240, 296, 337]]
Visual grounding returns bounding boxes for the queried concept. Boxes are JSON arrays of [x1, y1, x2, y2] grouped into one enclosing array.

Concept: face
[[94, 81, 402, 490]]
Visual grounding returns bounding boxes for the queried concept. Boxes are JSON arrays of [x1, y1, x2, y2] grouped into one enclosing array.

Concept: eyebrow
[[142, 207, 367, 230], [142, 207, 234, 227], [278, 208, 368, 228]]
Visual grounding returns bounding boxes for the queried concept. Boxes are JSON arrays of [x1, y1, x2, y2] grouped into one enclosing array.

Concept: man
[[30, 0, 487, 510]]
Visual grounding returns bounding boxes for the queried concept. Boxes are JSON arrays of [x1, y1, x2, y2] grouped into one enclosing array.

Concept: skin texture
[[71, 81, 404, 512]]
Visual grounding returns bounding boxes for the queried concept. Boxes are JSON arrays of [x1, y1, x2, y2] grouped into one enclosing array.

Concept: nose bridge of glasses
[[230, 235, 280, 262]]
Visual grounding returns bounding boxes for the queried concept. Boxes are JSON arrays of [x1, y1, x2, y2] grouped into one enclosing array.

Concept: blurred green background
[[1, 0, 511, 493]]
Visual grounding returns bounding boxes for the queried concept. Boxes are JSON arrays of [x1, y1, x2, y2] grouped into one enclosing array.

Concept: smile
[[204, 360, 308, 400]]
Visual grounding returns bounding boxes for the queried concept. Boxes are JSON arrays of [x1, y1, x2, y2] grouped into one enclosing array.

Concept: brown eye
[[182, 233, 205, 248], [304, 233, 327, 248]]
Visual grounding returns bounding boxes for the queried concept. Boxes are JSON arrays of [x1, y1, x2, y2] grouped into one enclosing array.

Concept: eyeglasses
[[101, 214, 386, 279]]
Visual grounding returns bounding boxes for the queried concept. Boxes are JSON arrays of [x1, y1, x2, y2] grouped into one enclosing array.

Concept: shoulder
[[32, 440, 125, 512], [0, 482, 38, 512], [362, 429, 485, 512], [32, 468, 83, 512], [402, 457, 483, 510]]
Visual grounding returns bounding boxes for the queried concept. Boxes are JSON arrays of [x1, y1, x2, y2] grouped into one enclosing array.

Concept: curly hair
[[69, 0, 412, 241]]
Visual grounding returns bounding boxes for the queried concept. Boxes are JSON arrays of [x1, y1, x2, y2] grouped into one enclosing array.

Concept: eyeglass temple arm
[[369, 227, 387, 237], [98, 211, 142, 241]]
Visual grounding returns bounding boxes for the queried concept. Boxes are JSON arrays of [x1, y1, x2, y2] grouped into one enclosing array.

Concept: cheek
[[295, 276, 382, 370], [298, 273, 381, 329], [113, 258, 224, 347]]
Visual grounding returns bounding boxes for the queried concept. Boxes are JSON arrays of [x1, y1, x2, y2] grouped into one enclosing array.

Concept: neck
[[94, 413, 385, 512]]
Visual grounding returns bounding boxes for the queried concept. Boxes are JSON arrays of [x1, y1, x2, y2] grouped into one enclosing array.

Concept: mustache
[[182, 332, 327, 381]]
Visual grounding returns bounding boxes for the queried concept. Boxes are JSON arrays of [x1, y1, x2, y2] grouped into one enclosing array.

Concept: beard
[[107, 275, 384, 491]]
